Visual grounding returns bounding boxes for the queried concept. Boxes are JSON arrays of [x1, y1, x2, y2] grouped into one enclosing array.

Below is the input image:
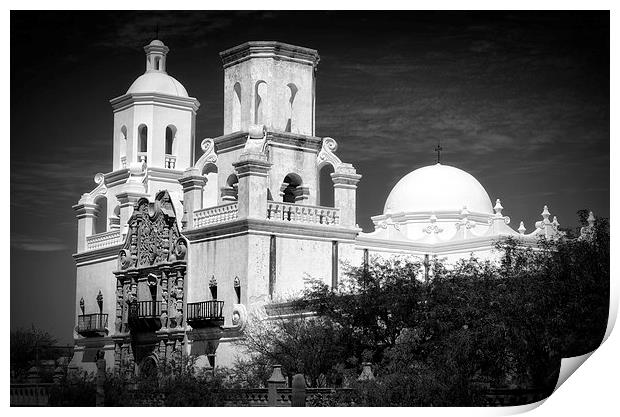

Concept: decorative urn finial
[[494, 199, 503, 216]]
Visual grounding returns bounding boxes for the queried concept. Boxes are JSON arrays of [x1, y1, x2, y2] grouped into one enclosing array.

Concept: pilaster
[[331, 164, 362, 228], [73, 201, 99, 252], [233, 153, 272, 219], [178, 168, 207, 230]]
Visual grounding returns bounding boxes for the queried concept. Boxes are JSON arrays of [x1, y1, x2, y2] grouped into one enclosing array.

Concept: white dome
[[127, 72, 188, 97], [384, 163, 494, 215]]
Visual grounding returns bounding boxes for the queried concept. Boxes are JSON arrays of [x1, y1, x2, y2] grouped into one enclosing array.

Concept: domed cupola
[[109, 39, 199, 173], [384, 163, 494, 215], [366, 162, 517, 243], [126, 40, 189, 97]]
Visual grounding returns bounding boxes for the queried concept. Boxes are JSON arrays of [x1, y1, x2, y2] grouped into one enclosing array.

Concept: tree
[[11, 325, 58, 378], [237, 212, 609, 406]]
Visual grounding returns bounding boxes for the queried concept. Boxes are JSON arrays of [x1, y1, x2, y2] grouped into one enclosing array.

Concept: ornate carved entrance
[[112, 191, 188, 376]]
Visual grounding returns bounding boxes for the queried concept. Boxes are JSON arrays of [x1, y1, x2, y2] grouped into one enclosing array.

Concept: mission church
[[71, 39, 567, 374]]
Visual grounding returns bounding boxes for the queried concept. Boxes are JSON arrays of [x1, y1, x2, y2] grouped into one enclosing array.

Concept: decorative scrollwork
[[232, 304, 248, 330], [317, 137, 343, 170]]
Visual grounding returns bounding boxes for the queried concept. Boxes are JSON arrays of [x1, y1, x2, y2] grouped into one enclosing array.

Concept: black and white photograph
[[9, 5, 613, 410]]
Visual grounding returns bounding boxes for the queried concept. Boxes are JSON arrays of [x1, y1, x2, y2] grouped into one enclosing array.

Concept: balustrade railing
[[193, 203, 239, 228], [267, 202, 340, 225], [164, 154, 176, 169], [192, 202, 340, 228], [77, 313, 108, 335], [86, 230, 123, 250], [129, 301, 162, 320], [187, 300, 224, 322]]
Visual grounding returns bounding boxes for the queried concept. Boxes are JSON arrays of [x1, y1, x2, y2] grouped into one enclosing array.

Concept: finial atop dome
[[494, 199, 503, 216], [518, 221, 526, 235], [144, 39, 169, 73]]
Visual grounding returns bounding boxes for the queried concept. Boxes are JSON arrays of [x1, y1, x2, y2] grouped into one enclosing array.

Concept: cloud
[[11, 235, 69, 252]]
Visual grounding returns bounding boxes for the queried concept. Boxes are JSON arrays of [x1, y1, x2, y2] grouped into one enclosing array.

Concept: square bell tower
[[220, 41, 320, 135]]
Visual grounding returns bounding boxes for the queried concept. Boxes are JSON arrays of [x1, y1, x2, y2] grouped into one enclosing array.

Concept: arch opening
[[285, 83, 298, 132], [93, 196, 108, 235], [318, 164, 335, 207], [281, 173, 303, 203], [202, 163, 219, 208], [254, 81, 267, 125], [165, 126, 176, 155], [138, 125, 148, 163], [221, 174, 239, 202], [137, 356, 158, 387], [120, 126, 128, 167], [232, 82, 242, 132]]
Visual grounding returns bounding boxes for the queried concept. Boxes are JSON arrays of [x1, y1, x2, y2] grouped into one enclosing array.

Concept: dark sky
[[10, 11, 609, 343]]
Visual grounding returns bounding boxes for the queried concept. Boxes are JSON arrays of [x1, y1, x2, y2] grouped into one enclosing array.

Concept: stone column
[[331, 164, 362, 228], [178, 168, 207, 229], [233, 153, 272, 220], [73, 201, 98, 252]]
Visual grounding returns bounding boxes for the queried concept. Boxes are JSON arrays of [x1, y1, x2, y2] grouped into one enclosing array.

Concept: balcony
[[187, 300, 224, 327], [164, 154, 176, 169], [86, 230, 123, 251], [193, 203, 238, 228], [77, 313, 108, 337], [128, 301, 162, 331], [267, 202, 340, 225]]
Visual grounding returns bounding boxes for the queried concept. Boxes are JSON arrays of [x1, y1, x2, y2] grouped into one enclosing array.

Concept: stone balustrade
[[192, 202, 340, 229], [193, 202, 239, 228], [267, 202, 340, 225], [10, 384, 51, 406], [164, 154, 176, 169], [86, 230, 123, 251]]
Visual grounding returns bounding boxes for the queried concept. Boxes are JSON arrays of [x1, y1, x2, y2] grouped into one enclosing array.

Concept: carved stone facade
[[111, 191, 188, 377]]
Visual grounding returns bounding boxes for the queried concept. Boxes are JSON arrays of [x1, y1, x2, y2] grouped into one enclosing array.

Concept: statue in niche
[[119, 249, 132, 270], [170, 238, 187, 262]]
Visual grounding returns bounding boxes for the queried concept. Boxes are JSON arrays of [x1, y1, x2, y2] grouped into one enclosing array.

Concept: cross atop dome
[[434, 143, 443, 164]]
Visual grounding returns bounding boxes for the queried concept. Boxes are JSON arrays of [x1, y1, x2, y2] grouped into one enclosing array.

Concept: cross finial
[[434, 142, 442, 164]]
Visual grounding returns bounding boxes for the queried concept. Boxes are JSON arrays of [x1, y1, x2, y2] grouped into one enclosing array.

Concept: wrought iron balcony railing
[[77, 313, 108, 336], [128, 301, 162, 331], [187, 300, 224, 327]]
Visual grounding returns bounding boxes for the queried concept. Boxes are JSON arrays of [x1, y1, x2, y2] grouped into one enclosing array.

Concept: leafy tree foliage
[[10, 325, 65, 381], [240, 212, 609, 406]]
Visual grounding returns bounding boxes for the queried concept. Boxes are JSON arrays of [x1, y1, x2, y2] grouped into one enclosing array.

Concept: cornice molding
[[74, 244, 121, 266], [110, 92, 200, 113], [220, 41, 320, 69], [356, 233, 535, 255], [185, 218, 359, 244], [213, 130, 323, 154]]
